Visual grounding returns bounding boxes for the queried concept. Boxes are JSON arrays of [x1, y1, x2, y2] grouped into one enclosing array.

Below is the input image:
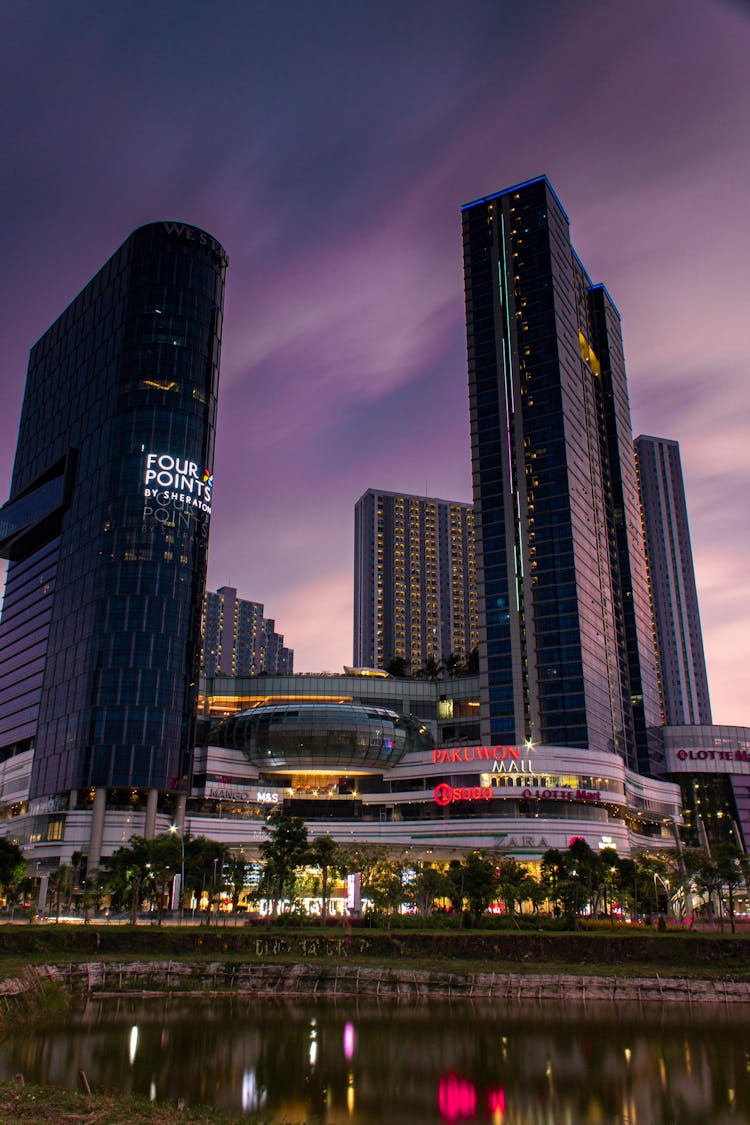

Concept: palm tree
[[443, 653, 465, 677], [383, 656, 409, 678]]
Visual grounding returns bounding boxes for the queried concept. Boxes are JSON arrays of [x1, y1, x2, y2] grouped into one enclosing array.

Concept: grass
[[0, 1079, 302, 1124]]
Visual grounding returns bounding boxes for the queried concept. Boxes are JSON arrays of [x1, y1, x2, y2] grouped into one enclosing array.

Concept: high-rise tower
[[0, 221, 227, 859], [201, 586, 294, 677], [354, 489, 478, 673], [635, 435, 711, 726], [462, 177, 661, 772]]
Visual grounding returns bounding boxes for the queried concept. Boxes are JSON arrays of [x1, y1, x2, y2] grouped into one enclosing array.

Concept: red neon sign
[[432, 745, 522, 765], [434, 783, 492, 806]]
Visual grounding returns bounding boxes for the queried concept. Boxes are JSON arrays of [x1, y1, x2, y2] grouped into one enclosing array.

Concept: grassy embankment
[[1, 920, 750, 981], [0, 1078, 299, 1124]]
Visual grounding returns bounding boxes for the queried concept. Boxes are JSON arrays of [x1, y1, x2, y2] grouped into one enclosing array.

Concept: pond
[[2, 996, 749, 1123]]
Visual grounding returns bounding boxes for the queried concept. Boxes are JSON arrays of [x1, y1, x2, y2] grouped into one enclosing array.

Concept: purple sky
[[1, 0, 749, 725]]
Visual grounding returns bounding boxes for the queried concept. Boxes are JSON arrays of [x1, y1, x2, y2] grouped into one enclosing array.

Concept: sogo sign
[[434, 783, 492, 806]]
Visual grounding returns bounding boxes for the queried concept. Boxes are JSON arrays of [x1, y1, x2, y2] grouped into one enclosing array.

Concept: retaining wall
[[2, 962, 749, 1010]]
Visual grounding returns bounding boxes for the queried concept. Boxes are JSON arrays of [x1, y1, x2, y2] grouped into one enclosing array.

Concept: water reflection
[[2, 998, 750, 1123]]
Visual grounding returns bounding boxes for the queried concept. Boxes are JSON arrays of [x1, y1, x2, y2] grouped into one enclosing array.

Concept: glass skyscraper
[[462, 177, 661, 772], [635, 435, 712, 727], [0, 222, 227, 846]]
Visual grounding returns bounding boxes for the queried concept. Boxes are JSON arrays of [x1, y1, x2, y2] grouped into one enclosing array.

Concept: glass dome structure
[[210, 702, 433, 770]]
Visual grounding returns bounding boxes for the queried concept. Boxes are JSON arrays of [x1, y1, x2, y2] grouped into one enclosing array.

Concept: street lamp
[[169, 824, 185, 923]]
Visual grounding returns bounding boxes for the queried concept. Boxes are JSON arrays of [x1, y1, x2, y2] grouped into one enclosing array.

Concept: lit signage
[[205, 784, 254, 802], [347, 872, 361, 913], [432, 745, 522, 765], [144, 452, 213, 515], [433, 783, 492, 806], [522, 787, 601, 802], [204, 784, 284, 804], [666, 744, 750, 776], [162, 222, 229, 268]]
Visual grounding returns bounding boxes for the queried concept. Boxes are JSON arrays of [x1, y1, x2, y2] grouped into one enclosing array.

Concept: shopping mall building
[[4, 670, 750, 871]]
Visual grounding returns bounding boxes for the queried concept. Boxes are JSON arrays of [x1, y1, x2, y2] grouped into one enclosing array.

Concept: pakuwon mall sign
[[143, 452, 213, 518]]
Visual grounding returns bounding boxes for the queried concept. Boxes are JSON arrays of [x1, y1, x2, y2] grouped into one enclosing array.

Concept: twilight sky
[[1, 0, 749, 725]]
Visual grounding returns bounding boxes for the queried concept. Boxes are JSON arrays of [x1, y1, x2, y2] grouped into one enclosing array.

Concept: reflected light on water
[[488, 1085, 505, 1122], [439, 1073, 476, 1122], [242, 1068, 266, 1112], [5, 999, 750, 1122]]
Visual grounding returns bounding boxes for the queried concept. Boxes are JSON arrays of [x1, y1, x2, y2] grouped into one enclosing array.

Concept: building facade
[[0, 220, 227, 864], [353, 489, 479, 674], [201, 586, 293, 677], [462, 176, 661, 773], [635, 435, 711, 727]]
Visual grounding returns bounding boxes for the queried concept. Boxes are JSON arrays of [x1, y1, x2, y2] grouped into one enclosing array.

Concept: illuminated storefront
[[186, 701, 682, 861]]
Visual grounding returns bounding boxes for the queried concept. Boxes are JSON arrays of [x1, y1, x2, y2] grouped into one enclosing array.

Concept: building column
[[88, 787, 107, 870], [174, 792, 187, 833], [144, 787, 158, 839]]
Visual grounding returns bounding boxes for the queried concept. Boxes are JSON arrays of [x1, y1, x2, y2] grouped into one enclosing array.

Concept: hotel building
[[0, 221, 227, 866]]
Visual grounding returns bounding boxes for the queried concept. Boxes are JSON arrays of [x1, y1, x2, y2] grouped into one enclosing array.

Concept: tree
[[107, 836, 152, 924], [308, 835, 339, 922], [421, 655, 443, 681], [225, 854, 249, 914], [693, 853, 723, 927], [443, 653, 465, 678], [48, 864, 74, 923], [495, 857, 531, 916], [383, 656, 409, 677], [258, 810, 309, 917], [466, 648, 480, 675], [366, 857, 407, 920], [715, 842, 748, 933], [107, 832, 188, 924], [412, 862, 451, 916], [0, 839, 25, 904], [458, 851, 499, 925], [146, 833, 183, 924], [184, 836, 229, 922], [336, 844, 388, 904], [540, 848, 568, 914]]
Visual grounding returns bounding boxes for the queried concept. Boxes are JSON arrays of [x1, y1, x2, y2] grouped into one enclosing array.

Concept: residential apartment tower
[[353, 489, 479, 674]]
